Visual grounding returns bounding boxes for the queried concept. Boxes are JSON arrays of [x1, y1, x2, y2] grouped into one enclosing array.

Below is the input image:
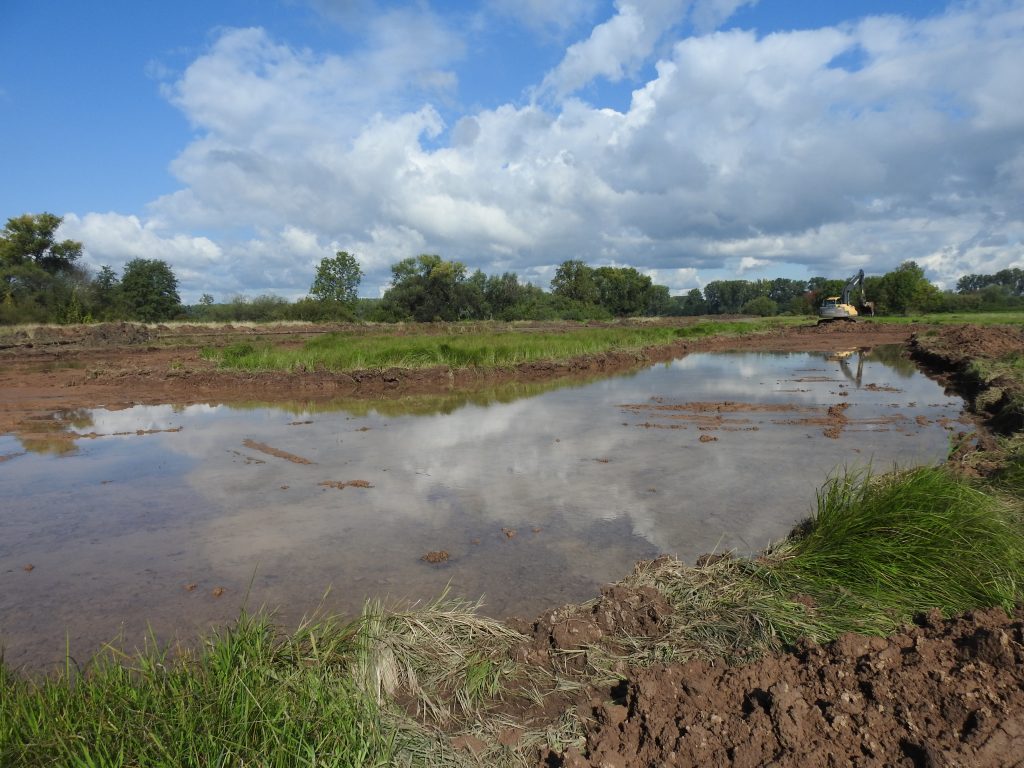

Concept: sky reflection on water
[[0, 348, 964, 668]]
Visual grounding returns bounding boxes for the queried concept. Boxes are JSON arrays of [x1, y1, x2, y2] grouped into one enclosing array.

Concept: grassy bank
[[201, 318, 796, 372]]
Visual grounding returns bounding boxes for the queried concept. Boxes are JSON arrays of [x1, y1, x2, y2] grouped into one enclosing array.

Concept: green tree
[[86, 265, 121, 319], [741, 296, 778, 316], [786, 293, 817, 315], [0, 213, 85, 323], [764, 278, 807, 305], [381, 254, 473, 321], [120, 258, 182, 321], [484, 272, 532, 319], [644, 284, 674, 316], [680, 288, 708, 316], [956, 268, 1024, 298], [703, 280, 756, 314], [550, 260, 598, 305], [592, 266, 657, 316], [310, 251, 363, 305], [0, 213, 82, 274], [879, 261, 938, 314], [462, 269, 489, 320]]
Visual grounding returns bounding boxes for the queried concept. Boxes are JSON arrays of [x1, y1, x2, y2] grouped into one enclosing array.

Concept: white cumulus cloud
[[58, 213, 221, 284], [62, 1, 1024, 302]]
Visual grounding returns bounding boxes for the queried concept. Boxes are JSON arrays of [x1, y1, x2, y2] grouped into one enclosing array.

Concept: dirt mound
[[0, 322, 153, 349], [911, 325, 1024, 369], [81, 322, 154, 346], [547, 607, 1024, 767]]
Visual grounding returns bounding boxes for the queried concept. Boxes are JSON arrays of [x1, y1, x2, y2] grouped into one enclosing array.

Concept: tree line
[[2, 212, 1021, 325], [0, 213, 183, 324]]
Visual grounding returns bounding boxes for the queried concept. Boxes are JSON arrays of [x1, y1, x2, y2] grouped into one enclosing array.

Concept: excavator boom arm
[[841, 270, 865, 305]]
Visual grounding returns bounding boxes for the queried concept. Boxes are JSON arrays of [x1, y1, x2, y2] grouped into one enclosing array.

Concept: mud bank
[[550, 607, 1024, 767], [909, 324, 1024, 435]]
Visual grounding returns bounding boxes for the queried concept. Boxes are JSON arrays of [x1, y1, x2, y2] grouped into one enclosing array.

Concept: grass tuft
[[767, 465, 1024, 637], [350, 594, 524, 725]]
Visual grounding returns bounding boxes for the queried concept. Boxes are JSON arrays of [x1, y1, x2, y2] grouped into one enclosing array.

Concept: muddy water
[[1, 348, 965, 669]]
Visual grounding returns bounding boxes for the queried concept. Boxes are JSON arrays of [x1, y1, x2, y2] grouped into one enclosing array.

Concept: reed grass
[[202, 321, 787, 373]]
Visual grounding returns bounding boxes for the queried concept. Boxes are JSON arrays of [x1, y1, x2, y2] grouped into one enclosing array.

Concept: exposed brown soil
[[318, 479, 374, 489], [910, 324, 1024, 436], [520, 323, 1024, 767], [420, 551, 450, 564], [0, 319, 918, 437], [241, 439, 315, 464], [546, 607, 1024, 768], [621, 398, 860, 439]]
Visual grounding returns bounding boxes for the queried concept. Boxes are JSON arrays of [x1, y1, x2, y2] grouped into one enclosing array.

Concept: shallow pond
[[1, 347, 966, 668]]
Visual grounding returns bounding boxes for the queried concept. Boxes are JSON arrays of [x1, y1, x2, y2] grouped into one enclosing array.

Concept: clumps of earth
[[421, 551, 450, 564], [318, 479, 374, 489], [542, 606, 1024, 767]]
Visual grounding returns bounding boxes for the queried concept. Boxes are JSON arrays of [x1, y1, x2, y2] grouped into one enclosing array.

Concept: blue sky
[[2, 1, 1022, 301]]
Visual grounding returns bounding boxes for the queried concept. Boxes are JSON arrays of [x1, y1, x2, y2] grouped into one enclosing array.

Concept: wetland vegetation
[[199, 318, 797, 372]]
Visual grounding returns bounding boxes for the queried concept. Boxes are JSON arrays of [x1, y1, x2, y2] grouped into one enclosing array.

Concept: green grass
[[202, 319, 794, 373], [965, 352, 1024, 434], [590, 464, 1024, 674], [0, 597, 529, 768], [0, 612, 395, 768], [968, 351, 1024, 383], [765, 465, 1024, 637], [8, 316, 1024, 762]]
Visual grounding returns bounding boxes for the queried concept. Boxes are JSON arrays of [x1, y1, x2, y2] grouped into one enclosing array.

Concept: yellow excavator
[[818, 269, 874, 323]]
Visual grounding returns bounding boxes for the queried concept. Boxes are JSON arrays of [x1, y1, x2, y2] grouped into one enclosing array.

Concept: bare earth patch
[[241, 439, 315, 465], [318, 479, 374, 489], [547, 607, 1024, 768]]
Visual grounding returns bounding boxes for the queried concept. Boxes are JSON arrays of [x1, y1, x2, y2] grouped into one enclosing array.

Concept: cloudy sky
[[2, 0, 1022, 302]]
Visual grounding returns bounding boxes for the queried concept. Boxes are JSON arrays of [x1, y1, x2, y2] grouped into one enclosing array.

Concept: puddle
[[0, 347, 966, 668]]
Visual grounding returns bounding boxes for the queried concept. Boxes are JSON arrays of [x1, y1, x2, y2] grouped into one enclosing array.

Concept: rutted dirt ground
[[3, 319, 1024, 765]]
